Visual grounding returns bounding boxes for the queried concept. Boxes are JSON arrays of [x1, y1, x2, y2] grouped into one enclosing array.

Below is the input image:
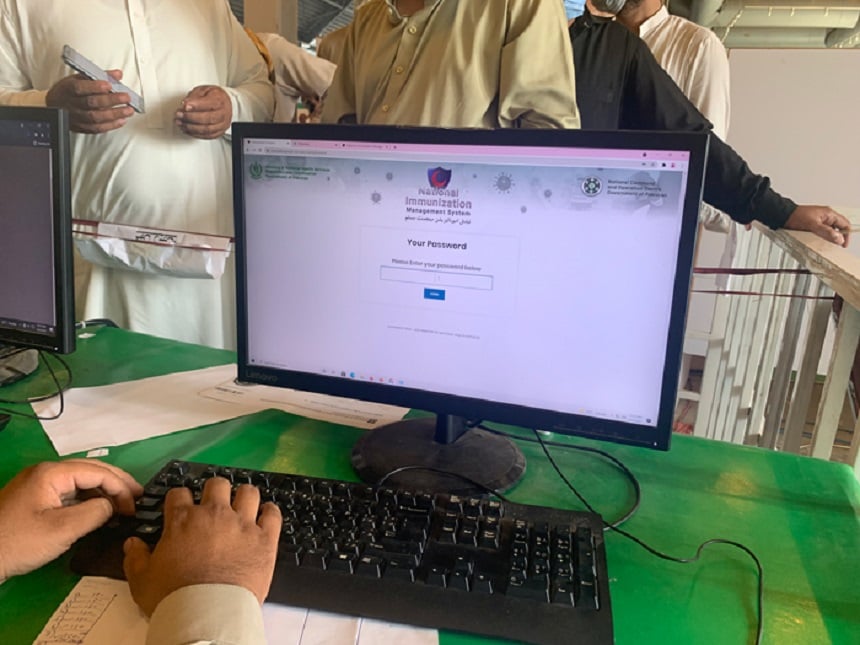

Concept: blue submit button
[[424, 288, 446, 301]]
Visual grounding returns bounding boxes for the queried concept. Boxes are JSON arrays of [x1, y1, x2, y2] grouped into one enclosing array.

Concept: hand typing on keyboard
[[123, 476, 282, 616], [0, 459, 142, 582], [0, 459, 284, 643], [73, 460, 614, 645]]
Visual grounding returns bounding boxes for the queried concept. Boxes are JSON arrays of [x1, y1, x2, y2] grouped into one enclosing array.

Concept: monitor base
[[351, 415, 525, 495], [0, 347, 38, 387]]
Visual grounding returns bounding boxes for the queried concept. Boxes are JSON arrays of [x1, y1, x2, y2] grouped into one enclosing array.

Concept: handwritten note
[[34, 578, 147, 645]]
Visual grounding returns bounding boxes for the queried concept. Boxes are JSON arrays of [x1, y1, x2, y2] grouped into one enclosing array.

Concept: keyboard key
[[426, 565, 448, 587], [301, 548, 329, 569], [356, 555, 385, 578], [507, 573, 549, 603], [472, 571, 496, 594], [278, 543, 302, 566], [134, 510, 162, 522], [328, 552, 356, 573], [134, 524, 160, 543]]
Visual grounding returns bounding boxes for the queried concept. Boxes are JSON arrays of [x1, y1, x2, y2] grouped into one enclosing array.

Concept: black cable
[[608, 525, 764, 645], [530, 427, 764, 645], [75, 318, 119, 329], [0, 350, 71, 421], [477, 422, 641, 528], [376, 465, 510, 502]]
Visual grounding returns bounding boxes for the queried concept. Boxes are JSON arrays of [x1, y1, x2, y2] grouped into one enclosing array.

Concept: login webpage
[[241, 136, 690, 428]]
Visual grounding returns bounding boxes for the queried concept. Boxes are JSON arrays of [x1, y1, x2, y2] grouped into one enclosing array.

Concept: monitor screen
[[233, 124, 706, 490], [0, 107, 74, 355]]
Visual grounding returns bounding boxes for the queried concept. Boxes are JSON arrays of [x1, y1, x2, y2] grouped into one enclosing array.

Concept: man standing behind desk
[[616, 0, 731, 233], [0, 0, 274, 349], [322, 0, 580, 128], [618, 0, 729, 139]]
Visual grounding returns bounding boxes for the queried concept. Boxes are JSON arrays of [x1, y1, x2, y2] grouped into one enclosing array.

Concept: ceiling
[[296, 0, 355, 43], [669, 0, 860, 48], [235, 1, 860, 49]]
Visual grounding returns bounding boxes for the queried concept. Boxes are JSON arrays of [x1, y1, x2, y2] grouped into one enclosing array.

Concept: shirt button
[[408, 25, 417, 35], [395, 66, 404, 74], [381, 105, 390, 112]]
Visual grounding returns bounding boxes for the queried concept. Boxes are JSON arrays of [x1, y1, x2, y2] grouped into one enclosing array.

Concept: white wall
[[728, 49, 860, 209]]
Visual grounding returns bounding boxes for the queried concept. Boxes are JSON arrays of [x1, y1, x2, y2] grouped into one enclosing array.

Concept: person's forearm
[[704, 136, 796, 228], [0, 88, 48, 107], [225, 80, 274, 124]]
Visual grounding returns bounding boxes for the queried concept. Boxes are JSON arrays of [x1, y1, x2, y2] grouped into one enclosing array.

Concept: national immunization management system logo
[[427, 166, 452, 189]]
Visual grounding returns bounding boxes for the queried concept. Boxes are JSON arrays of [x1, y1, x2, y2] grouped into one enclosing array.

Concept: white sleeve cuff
[[146, 584, 266, 645]]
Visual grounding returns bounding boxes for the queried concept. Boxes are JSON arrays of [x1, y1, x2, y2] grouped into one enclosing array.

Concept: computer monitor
[[0, 107, 75, 362], [233, 124, 706, 493]]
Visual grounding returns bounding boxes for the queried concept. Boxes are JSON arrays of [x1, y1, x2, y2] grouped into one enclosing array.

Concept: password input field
[[380, 266, 493, 291]]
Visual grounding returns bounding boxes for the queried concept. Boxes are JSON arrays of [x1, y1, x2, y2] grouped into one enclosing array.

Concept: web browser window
[[241, 136, 691, 428]]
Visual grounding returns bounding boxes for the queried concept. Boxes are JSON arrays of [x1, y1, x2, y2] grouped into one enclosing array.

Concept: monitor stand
[[351, 414, 525, 495]]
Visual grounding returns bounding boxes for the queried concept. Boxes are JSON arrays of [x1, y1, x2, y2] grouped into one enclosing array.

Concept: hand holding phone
[[61, 45, 145, 113]]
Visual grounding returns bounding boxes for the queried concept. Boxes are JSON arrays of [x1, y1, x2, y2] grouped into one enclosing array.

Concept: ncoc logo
[[427, 167, 452, 189]]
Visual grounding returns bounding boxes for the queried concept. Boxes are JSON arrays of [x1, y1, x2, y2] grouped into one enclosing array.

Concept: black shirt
[[570, 12, 795, 228]]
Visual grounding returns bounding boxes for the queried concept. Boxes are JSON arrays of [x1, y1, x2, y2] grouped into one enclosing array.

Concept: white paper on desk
[[197, 377, 406, 429], [36, 577, 439, 645], [32, 364, 408, 456]]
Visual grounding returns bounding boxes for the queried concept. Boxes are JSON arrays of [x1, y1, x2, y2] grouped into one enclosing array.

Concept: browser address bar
[[244, 147, 685, 170]]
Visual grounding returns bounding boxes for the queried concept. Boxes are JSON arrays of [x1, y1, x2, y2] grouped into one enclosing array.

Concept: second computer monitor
[[0, 106, 74, 355]]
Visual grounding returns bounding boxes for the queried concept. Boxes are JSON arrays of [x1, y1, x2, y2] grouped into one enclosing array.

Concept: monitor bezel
[[233, 124, 707, 451], [0, 106, 75, 354]]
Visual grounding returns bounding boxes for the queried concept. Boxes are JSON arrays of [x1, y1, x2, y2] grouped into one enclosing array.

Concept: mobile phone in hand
[[61, 45, 145, 113]]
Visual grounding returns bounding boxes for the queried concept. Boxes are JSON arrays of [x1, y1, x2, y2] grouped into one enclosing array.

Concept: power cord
[[529, 427, 764, 645], [376, 465, 511, 502], [477, 422, 641, 529]]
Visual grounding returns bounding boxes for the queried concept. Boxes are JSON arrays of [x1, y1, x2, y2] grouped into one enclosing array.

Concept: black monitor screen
[[233, 124, 706, 489], [0, 107, 74, 354]]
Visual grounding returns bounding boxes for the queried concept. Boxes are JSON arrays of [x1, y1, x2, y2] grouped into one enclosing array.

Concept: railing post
[[761, 272, 812, 449], [810, 303, 860, 460], [782, 281, 833, 453]]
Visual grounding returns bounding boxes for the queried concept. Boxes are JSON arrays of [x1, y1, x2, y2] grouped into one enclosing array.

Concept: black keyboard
[[72, 460, 614, 645]]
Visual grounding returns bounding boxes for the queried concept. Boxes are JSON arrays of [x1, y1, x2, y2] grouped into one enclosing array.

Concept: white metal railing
[[680, 215, 860, 478]]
